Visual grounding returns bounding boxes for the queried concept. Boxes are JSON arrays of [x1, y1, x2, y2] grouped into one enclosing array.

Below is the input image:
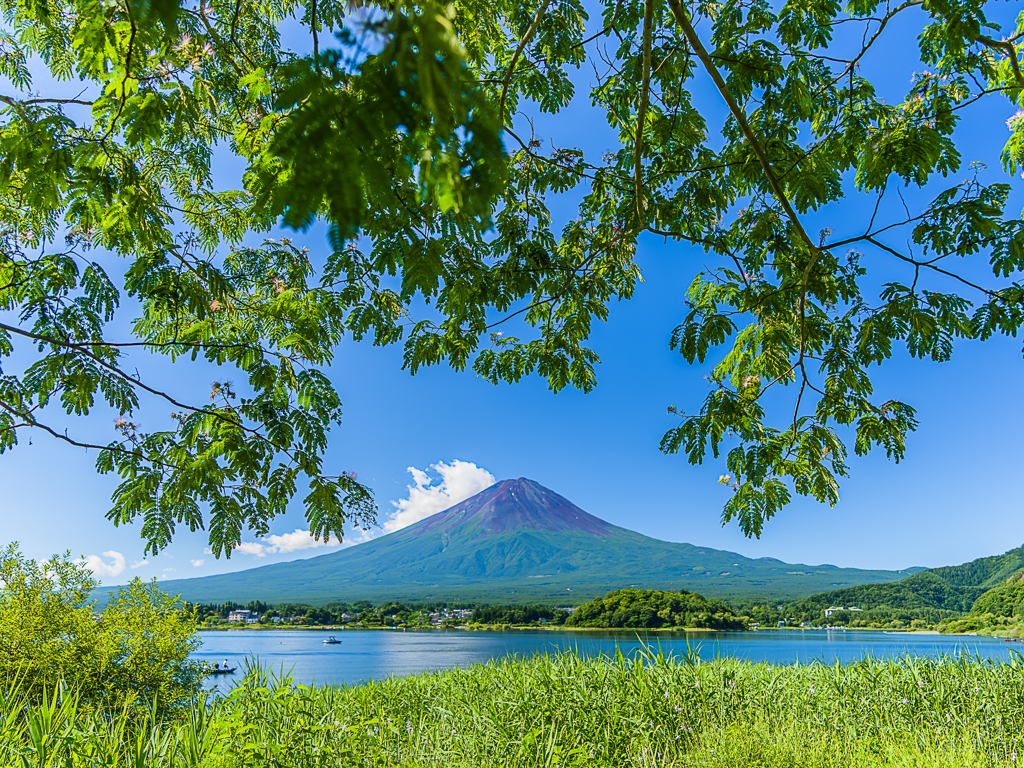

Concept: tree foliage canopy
[[0, 544, 201, 712], [2, 0, 1022, 550], [565, 588, 744, 629]]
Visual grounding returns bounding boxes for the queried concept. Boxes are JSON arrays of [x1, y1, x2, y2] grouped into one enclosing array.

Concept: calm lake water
[[193, 628, 1021, 693]]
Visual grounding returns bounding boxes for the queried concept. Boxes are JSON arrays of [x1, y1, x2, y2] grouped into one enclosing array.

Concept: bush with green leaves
[[0, 543, 201, 713]]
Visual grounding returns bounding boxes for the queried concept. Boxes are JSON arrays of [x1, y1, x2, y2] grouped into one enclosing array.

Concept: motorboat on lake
[[323, 636, 342, 644], [203, 665, 237, 675]]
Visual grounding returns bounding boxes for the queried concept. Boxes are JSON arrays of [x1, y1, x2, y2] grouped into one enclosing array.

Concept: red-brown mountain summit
[[399, 478, 615, 538], [152, 478, 921, 604]]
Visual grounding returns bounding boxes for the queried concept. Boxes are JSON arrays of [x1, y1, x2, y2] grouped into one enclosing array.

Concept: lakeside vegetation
[[5, 545, 1024, 766], [191, 600, 478, 629], [186, 580, 1024, 636], [564, 589, 745, 631], [4, 651, 1024, 767], [0, 546, 202, 716]]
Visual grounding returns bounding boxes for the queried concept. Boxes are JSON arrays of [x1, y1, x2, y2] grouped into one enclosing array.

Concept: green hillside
[[787, 544, 1024, 620], [146, 527, 920, 606], [971, 569, 1024, 617], [788, 572, 985, 615], [928, 545, 1024, 589], [139, 479, 922, 606]]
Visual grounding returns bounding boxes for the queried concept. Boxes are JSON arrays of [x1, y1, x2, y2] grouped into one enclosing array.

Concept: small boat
[[204, 666, 237, 675], [323, 636, 342, 644]]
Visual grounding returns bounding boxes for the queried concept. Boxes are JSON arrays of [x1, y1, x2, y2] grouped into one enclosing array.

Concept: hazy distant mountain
[[151, 478, 921, 605]]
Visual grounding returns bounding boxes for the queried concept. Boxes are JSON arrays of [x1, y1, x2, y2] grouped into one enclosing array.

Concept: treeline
[[470, 605, 569, 626], [565, 589, 746, 630], [189, 600, 477, 626], [786, 572, 985, 615]]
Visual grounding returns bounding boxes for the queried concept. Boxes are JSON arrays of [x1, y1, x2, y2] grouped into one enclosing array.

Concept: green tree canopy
[[0, 544, 201, 713], [565, 588, 744, 629], [2, 0, 1022, 551]]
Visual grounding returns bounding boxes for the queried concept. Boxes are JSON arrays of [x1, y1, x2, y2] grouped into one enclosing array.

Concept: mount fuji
[[152, 478, 919, 604]]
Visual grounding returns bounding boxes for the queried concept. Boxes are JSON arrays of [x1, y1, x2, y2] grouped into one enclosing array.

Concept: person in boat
[[224, 659, 229, 670], [212, 661, 219, 671]]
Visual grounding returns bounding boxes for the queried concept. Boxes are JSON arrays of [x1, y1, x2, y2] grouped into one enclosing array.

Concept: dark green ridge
[[789, 544, 1024, 615], [126, 479, 923, 606]]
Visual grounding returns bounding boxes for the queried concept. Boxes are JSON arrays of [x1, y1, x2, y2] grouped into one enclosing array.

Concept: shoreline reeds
[[3, 648, 1023, 766]]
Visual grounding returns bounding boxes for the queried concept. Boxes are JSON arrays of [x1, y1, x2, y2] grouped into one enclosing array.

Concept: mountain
[[150, 478, 921, 605], [971, 569, 1024, 617], [788, 544, 1024, 616]]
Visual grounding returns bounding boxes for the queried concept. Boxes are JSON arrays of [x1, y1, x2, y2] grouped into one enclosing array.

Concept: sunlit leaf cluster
[[2, 0, 1022, 546]]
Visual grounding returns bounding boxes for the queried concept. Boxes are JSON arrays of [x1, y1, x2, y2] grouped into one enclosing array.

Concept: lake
[[194, 628, 1021, 692]]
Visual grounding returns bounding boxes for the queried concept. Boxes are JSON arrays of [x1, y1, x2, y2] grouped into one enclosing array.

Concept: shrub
[[0, 543, 201, 713]]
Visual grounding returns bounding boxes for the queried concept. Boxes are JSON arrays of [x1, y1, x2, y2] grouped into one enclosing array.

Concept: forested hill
[[971, 569, 1024, 617], [564, 589, 744, 630], [788, 572, 985, 615], [789, 545, 1024, 616], [928, 546, 1024, 589]]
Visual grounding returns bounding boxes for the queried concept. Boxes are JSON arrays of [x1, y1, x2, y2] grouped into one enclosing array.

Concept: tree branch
[[0, 94, 95, 107], [826, 0, 924, 89], [0, 320, 264, 434], [864, 237, 999, 297], [665, 0, 816, 254], [499, 0, 552, 124], [634, 0, 654, 224], [977, 34, 1024, 89]]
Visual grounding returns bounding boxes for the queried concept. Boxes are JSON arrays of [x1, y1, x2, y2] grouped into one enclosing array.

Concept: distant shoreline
[[197, 624, 993, 637]]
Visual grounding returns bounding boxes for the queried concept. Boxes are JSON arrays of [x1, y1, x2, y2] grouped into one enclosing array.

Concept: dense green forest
[[470, 605, 569, 626], [787, 573, 984, 614], [781, 546, 1024, 620], [565, 589, 745, 630], [927, 546, 1024, 589], [969, 569, 1024, 617]]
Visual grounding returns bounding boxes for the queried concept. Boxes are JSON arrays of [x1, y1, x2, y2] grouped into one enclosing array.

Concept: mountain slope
[[971, 569, 1024, 617], [789, 545, 1024, 615], [150, 478, 921, 605]]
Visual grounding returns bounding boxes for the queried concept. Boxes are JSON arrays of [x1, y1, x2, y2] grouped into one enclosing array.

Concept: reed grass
[[2, 647, 1023, 766]]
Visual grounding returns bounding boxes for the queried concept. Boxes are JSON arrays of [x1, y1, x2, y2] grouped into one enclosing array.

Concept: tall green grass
[[3, 648, 1023, 766]]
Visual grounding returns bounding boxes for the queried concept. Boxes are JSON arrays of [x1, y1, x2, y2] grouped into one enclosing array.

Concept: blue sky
[[2, 3, 1022, 587]]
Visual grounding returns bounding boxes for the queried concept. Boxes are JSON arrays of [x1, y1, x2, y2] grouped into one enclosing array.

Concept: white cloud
[[383, 460, 495, 534], [82, 551, 126, 578], [234, 541, 268, 557], [203, 547, 214, 555], [130, 559, 149, 570], [190, 559, 205, 567], [229, 460, 493, 556], [234, 529, 343, 557], [262, 529, 341, 553], [162, 567, 176, 573]]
